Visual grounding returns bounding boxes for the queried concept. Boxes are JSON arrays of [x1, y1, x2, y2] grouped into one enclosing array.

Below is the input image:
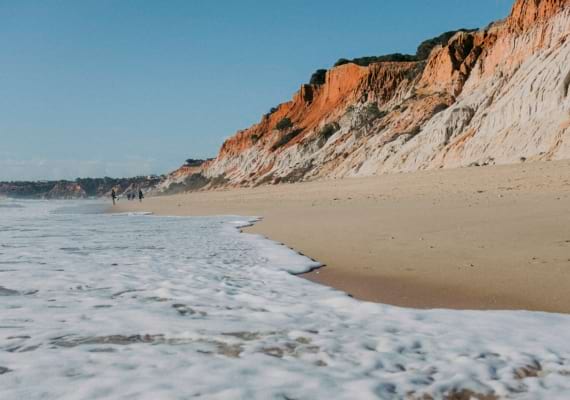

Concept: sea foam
[[0, 200, 569, 399]]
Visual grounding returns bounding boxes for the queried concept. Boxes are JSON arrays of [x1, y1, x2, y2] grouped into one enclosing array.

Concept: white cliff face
[[325, 6, 570, 178], [159, 0, 570, 193], [402, 8, 570, 171]]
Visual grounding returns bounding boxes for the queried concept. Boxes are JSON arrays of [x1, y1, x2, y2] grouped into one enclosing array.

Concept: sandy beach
[[113, 160, 570, 313]]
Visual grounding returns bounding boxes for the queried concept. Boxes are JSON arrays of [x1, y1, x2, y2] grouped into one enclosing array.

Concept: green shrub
[[209, 174, 230, 188], [184, 159, 204, 167], [319, 122, 340, 141], [364, 103, 386, 120], [431, 103, 449, 116], [416, 29, 476, 60], [264, 107, 279, 119], [276, 117, 293, 131], [334, 58, 351, 67], [309, 69, 327, 85], [271, 129, 303, 151], [330, 28, 477, 70], [334, 53, 417, 68]]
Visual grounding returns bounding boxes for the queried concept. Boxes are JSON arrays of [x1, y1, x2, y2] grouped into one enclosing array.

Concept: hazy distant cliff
[[0, 176, 162, 199], [158, 0, 570, 192]]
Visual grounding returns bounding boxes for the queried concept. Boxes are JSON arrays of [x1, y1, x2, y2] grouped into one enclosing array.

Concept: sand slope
[[113, 161, 570, 313]]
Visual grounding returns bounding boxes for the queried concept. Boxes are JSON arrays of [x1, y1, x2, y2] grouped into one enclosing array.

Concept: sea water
[[1, 200, 569, 399]]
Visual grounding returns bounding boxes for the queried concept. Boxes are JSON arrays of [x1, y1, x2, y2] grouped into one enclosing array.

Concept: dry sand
[[112, 160, 570, 313]]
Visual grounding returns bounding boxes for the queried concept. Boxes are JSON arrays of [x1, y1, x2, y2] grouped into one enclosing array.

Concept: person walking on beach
[[138, 189, 144, 203], [111, 189, 117, 205]]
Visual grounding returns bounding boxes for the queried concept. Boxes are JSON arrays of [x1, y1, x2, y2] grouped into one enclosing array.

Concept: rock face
[[154, 159, 211, 194], [44, 182, 87, 200], [160, 0, 570, 191]]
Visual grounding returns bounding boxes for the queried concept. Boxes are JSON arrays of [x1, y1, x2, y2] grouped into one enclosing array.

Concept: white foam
[[111, 211, 154, 216], [0, 200, 569, 399]]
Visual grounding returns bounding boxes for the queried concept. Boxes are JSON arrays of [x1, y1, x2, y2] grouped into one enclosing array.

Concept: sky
[[0, 0, 513, 181]]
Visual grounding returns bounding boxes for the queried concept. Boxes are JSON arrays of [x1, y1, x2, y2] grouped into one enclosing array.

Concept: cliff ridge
[[158, 0, 570, 192]]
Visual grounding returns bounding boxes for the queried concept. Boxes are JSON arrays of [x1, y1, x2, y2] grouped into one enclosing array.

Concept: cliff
[[159, 0, 570, 192], [0, 176, 162, 200], [44, 182, 87, 200]]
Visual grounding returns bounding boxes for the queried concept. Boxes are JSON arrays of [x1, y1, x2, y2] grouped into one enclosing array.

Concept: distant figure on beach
[[111, 189, 117, 205], [138, 189, 144, 202]]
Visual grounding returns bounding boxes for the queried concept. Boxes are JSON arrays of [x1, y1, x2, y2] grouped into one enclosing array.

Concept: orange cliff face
[[418, 0, 570, 97], [218, 62, 420, 160], [157, 0, 570, 193], [509, 0, 570, 31], [217, 63, 369, 159], [418, 31, 495, 97]]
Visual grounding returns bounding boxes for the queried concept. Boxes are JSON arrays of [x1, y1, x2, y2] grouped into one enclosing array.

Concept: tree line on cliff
[[0, 176, 162, 199], [309, 28, 477, 85]]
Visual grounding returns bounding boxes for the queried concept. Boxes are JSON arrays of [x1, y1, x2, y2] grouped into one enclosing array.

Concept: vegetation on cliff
[[275, 117, 293, 131], [334, 53, 418, 68], [0, 176, 162, 199], [308, 28, 477, 84], [158, 0, 570, 194], [309, 69, 327, 85]]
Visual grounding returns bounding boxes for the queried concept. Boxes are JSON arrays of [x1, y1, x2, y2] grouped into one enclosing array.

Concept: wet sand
[[112, 160, 570, 313]]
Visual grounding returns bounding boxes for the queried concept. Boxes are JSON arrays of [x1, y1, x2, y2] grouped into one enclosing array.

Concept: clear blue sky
[[0, 0, 513, 180]]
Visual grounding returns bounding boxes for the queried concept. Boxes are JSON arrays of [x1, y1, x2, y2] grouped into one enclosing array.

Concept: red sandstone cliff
[[158, 0, 570, 192], [509, 0, 569, 30]]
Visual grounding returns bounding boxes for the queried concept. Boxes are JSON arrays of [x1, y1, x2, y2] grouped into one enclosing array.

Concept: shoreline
[[110, 160, 570, 313]]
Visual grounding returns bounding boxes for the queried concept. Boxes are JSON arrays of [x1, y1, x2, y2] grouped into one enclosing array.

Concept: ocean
[[1, 199, 569, 399]]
